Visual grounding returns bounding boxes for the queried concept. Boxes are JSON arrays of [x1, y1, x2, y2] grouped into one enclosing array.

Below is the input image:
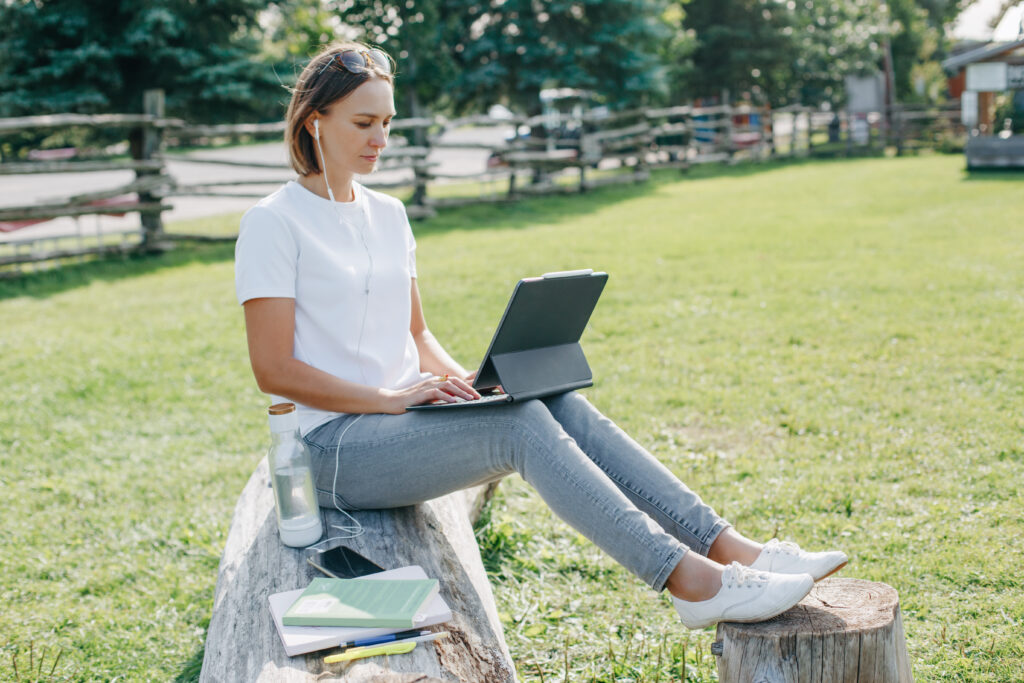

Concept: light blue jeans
[[303, 392, 729, 591]]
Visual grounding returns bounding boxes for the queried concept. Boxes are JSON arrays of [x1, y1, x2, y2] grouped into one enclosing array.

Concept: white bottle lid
[[268, 402, 298, 433], [279, 516, 323, 547]]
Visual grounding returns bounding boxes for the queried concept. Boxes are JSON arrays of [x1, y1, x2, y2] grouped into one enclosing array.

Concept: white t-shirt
[[235, 180, 428, 434]]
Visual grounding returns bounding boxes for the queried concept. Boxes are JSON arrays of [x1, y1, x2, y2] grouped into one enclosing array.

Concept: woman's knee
[[545, 390, 590, 414], [506, 398, 557, 432]]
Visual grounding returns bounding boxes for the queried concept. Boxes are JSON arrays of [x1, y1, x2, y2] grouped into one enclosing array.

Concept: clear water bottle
[[267, 403, 323, 547]]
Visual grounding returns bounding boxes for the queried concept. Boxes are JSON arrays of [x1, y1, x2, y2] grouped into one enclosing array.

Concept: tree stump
[[713, 578, 913, 683], [199, 458, 516, 682]]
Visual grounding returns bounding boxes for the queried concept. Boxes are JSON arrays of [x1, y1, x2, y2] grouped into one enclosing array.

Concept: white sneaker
[[750, 539, 848, 581], [672, 562, 813, 630]]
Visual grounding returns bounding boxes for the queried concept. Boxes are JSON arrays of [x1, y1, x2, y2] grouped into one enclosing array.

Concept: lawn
[[1, 154, 1022, 682]]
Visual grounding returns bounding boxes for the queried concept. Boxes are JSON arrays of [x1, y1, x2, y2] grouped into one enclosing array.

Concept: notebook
[[269, 565, 452, 656], [282, 576, 439, 628], [408, 269, 608, 410]]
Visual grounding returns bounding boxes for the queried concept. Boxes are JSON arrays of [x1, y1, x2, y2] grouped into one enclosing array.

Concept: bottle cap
[[268, 402, 298, 433]]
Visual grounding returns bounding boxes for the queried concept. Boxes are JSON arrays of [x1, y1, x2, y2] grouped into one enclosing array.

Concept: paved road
[[0, 124, 513, 243]]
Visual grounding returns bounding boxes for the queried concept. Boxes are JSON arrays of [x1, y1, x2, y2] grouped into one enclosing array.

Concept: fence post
[[410, 118, 430, 212], [806, 108, 814, 156], [895, 106, 905, 156], [138, 89, 165, 250], [845, 109, 854, 157], [724, 103, 735, 162]]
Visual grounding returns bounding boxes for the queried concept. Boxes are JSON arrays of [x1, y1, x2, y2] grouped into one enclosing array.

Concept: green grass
[[1, 155, 1022, 681]]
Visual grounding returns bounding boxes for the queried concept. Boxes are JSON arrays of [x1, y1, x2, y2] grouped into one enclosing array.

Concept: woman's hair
[[285, 42, 395, 177]]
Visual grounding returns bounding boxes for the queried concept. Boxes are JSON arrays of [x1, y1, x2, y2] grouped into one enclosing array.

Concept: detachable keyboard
[[409, 392, 513, 410]]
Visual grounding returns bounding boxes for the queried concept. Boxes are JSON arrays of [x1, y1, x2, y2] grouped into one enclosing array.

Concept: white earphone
[[305, 113, 373, 543], [312, 117, 337, 203]]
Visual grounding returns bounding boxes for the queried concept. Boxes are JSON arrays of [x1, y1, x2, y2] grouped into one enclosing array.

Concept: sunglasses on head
[[317, 48, 393, 76]]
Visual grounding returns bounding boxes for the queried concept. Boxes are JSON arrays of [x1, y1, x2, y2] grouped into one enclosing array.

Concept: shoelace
[[766, 539, 802, 556], [723, 561, 768, 589]]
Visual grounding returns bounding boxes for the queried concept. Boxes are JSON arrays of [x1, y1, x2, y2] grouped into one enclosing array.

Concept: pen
[[339, 628, 429, 650], [324, 641, 416, 663], [324, 631, 450, 664]]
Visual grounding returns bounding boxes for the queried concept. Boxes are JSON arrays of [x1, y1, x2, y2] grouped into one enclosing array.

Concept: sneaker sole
[[678, 582, 815, 630], [814, 560, 848, 582], [721, 586, 814, 626]]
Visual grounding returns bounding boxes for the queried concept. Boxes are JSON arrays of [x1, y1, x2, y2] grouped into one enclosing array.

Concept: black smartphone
[[305, 544, 385, 579]]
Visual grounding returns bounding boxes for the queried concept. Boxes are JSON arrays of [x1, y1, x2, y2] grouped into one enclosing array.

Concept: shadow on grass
[[173, 645, 204, 683], [410, 155, 843, 239], [0, 241, 236, 301], [962, 167, 1024, 182], [0, 154, 905, 300]]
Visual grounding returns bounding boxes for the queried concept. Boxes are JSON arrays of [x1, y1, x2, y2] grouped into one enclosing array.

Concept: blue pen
[[340, 629, 428, 650]]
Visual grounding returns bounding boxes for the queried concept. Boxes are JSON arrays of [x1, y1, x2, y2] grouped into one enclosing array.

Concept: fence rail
[[0, 92, 967, 273]]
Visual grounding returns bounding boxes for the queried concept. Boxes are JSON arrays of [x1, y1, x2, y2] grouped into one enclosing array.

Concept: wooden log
[[0, 238, 141, 268], [582, 122, 651, 142], [0, 112, 184, 133], [582, 170, 649, 191], [651, 122, 691, 136], [427, 195, 514, 209], [379, 146, 430, 159], [580, 107, 646, 124], [68, 175, 171, 204], [439, 114, 527, 129], [713, 578, 913, 683], [404, 204, 437, 220], [429, 141, 507, 151], [199, 459, 513, 683], [503, 149, 578, 164], [648, 159, 691, 171], [138, 89, 167, 248], [389, 117, 435, 131], [166, 154, 292, 169], [645, 105, 694, 118], [0, 201, 165, 222], [161, 233, 239, 243], [171, 121, 287, 138], [0, 159, 165, 175]]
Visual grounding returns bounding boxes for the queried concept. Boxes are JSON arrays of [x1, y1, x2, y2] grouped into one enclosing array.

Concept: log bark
[[714, 578, 913, 683], [199, 459, 514, 683]]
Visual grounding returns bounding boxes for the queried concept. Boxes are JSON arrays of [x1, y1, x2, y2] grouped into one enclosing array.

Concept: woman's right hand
[[385, 374, 481, 413]]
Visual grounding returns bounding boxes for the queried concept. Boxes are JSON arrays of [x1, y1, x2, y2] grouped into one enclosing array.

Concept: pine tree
[[0, 0, 279, 121]]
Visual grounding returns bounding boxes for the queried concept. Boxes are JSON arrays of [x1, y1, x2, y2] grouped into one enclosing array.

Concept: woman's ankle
[[707, 528, 763, 566], [666, 552, 724, 602]]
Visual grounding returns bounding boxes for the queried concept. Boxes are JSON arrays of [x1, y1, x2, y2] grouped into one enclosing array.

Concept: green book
[[281, 577, 440, 628]]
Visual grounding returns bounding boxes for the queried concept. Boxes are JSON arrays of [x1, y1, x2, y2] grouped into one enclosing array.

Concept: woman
[[235, 42, 847, 630]]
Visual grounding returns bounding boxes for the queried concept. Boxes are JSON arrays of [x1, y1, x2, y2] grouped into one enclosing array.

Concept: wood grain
[[199, 459, 514, 682], [715, 578, 913, 683]]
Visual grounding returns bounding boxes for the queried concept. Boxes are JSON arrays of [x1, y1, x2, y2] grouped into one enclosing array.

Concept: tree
[[678, 0, 799, 104], [446, 0, 672, 114], [332, 0, 463, 118], [674, 0, 964, 107], [261, 0, 463, 118], [0, 0, 280, 121], [270, 0, 674, 117], [787, 0, 889, 105]]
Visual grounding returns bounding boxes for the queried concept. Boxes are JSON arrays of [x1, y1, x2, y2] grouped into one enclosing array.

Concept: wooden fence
[[0, 90, 965, 273]]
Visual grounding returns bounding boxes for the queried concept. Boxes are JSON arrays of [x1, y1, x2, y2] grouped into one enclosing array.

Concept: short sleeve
[[234, 206, 299, 305]]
